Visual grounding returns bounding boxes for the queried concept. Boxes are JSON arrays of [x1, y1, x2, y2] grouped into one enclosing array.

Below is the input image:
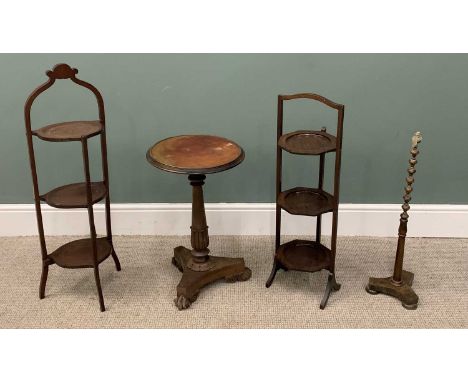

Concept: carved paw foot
[[224, 274, 237, 283], [174, 295, 191, 310], [174, 291, 199, 310], [239, 267, 252, 281], [171, 256, 183, 272], [191, 291, 200, 302], [225, 267, 252, 283]]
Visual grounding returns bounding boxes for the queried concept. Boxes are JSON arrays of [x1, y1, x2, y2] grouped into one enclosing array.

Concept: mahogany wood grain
[[147, 135, 244, 174]]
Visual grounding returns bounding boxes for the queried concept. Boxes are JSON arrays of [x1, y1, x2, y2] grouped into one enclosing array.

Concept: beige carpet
[[0, 235, 466, 328]]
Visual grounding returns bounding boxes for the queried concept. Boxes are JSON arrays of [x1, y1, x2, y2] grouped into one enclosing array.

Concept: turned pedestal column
[[186, 174, 211, 270]]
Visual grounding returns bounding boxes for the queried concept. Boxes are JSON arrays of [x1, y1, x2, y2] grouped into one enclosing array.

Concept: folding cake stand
[[24, 64, 121, 312], [266, 93, 345, 309]]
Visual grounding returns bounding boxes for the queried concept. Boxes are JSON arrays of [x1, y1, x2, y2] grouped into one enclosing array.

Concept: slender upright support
[[39, 259, 50, 299], [275, 96, 283, 251], [330, 109, 344, 274], [366, 132, 422, 309], [73, 68, 121, 272], [24, 79, 53, 298], [100, 134, 112, 241], [100, 130, 121, 271], [267, 96, 284, 288], [318, 109, 344, 309], [320, 273, 341, 309], [29, 136, 49, 298], [316, 131, 326, 244], [82, 138, 105, 312]]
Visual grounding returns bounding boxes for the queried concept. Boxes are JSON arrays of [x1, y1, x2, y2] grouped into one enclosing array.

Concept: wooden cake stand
[[147, 135, 251, 310], [266, 94, 345, 309], [24, 64, 121, 312]]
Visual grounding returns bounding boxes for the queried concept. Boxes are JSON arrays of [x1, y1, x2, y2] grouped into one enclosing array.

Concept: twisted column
[[392, 131, 422, 284]]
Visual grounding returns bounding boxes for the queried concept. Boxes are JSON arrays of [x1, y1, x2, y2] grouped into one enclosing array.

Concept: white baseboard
[[0, 203, 467, 237]]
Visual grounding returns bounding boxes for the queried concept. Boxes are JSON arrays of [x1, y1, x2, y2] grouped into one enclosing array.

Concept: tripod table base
[[366, 270, 418, 310], [172, 246, 252, 310]]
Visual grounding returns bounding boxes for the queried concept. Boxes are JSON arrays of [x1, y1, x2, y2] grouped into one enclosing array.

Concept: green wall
[[0, 54, 467, 204]]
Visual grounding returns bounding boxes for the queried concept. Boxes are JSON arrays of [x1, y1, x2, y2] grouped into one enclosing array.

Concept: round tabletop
[[146, 135, 245, 174]]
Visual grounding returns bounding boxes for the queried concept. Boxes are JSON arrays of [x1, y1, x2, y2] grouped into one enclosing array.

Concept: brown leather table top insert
[[147, 135, 244, 173]]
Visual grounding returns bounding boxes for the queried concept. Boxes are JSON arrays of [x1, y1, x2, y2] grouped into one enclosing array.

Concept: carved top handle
[[24, 63, 106, 132], [46, 63, 79, 80], [279, 93, 344, 111]]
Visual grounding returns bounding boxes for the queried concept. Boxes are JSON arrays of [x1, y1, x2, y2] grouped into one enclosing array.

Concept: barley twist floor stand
[[147, 135, 251, 310], [24, 64, 121, 312], [365, 132, 422, 310], [266, 93, 345, 309]]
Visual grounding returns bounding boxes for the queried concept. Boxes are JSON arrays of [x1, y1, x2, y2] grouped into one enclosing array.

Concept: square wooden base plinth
[[366, 270, 419, 310], [171, 246, 252, 310]]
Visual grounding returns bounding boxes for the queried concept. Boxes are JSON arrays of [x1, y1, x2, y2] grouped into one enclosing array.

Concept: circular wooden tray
[[40, 182, 107, 208], [278, 187, 334, 216], [278, 130, 336, 155], [276, 239, 332, 273], [48, 237, 112, 269], [32, 120, 103, 142]]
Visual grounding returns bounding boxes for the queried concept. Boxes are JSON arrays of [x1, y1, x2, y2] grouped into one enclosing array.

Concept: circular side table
[[147, 135, 252, 310]]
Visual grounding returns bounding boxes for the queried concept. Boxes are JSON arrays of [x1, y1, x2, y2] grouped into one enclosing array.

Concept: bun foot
[[239, 267, 252, 281], [365, 284, 380, 295], [402, 301, 418, 310]]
